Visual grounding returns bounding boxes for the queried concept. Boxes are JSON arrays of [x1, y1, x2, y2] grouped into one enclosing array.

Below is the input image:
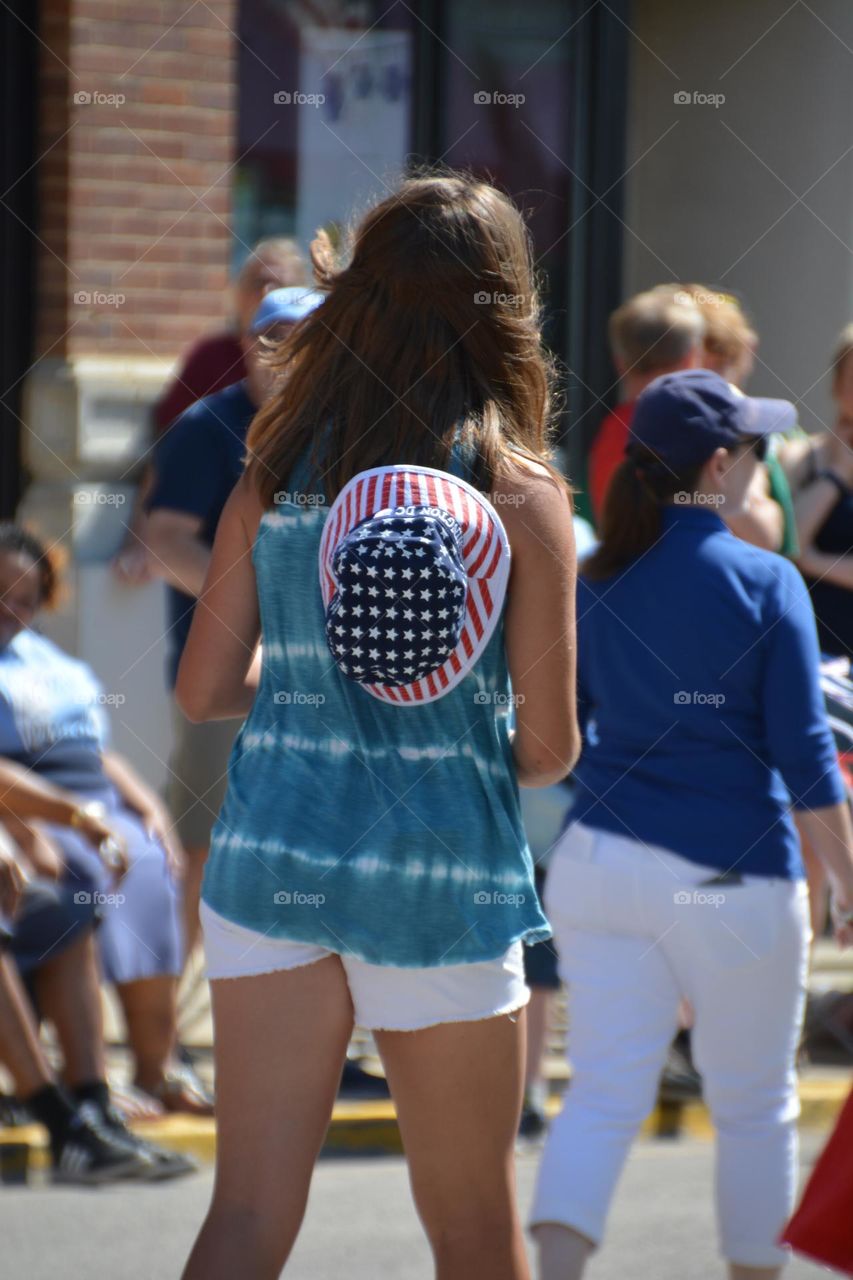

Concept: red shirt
[[153, 332, 246, 435], [588, 400, 636, 521]]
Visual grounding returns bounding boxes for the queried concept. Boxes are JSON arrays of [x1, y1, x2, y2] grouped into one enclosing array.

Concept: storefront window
[[236, 0, 626, 491], [235, 1, 414, 267]]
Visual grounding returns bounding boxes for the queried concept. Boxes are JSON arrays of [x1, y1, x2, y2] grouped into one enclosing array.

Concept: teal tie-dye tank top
[[200, 438, 551, 967]]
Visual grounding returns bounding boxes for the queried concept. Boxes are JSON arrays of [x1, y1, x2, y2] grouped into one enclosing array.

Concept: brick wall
[[36, 0, 237, 359]]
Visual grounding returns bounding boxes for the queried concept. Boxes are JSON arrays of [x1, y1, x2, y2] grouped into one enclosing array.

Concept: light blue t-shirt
[[0, 630, 112, 800], [201, 443, 552, 967]]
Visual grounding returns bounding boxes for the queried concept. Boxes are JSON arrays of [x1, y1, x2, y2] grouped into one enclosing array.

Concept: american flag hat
[[319, 464, 511, 705]]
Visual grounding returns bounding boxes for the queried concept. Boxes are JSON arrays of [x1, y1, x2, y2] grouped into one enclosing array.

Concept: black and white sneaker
[[77, 1100, 197, 1177], [94, 1102, 198, 1182], [52, 1104, 149, 1185]]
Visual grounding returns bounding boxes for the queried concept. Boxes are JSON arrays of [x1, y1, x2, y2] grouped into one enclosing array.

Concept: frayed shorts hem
[[200, 901, 530, 1032], [367, 994, 530, 1033]]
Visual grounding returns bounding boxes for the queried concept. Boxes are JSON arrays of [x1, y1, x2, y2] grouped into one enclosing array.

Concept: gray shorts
[[165, 701, 240, 851]]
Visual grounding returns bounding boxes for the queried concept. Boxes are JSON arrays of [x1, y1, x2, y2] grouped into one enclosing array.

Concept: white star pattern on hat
[[328, 515, 466, 685], [320, 467, 510, 702]]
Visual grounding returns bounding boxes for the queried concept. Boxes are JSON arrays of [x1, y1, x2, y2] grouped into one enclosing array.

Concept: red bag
[[782, 1085, 853, 1276]]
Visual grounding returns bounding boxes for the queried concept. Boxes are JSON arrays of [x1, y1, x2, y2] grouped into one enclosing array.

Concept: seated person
[[0, 827, 193, 1181], [0, 522, 209, 1113]]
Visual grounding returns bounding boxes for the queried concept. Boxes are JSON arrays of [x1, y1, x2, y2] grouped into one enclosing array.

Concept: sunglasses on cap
[[732, 435, 769, 462]]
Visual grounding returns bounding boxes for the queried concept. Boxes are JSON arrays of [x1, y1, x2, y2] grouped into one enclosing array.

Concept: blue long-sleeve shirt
[[569, 505, 846, 878]]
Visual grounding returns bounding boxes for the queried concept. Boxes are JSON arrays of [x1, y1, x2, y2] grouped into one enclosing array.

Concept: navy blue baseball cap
[[249, 286, 324, 335], [629, 368, 797, 469]]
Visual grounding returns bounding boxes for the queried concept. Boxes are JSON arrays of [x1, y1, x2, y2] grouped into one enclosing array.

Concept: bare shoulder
[[490, 451, 574, 552]]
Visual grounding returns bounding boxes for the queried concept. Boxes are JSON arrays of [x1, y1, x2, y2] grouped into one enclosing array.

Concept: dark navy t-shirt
[[147, 380, 256, 687]]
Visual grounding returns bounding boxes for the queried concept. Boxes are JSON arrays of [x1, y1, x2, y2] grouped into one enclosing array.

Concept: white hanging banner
[[296, 26, 412, 247]]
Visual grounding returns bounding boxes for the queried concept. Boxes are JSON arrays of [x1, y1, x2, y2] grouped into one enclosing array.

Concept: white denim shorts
[[199, 900, 530, 1032]]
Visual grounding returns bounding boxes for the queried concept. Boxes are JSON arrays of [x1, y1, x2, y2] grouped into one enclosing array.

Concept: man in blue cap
[[145, 288, 323, 1001]]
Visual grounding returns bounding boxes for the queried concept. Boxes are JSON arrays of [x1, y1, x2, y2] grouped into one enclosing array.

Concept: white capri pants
[[529, 822, 812, 1270]]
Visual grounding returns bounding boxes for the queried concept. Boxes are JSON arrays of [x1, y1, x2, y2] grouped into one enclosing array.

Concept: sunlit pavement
[[0, 1134, 832, 1280]]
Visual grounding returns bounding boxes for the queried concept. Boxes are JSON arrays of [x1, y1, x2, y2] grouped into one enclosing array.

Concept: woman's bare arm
[[101, 751, 163, 814], [796, 547, 853, 590], [495, 458, 580, 788], [145, 509, 211, 598], [0, 758, 83, 827]]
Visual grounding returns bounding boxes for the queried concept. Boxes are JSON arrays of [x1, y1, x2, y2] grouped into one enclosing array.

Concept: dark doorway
[[412, 0, 630, 509], [0, 0, 38, 518]]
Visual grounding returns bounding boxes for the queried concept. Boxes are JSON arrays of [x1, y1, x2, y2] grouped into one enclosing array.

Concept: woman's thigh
[[209, 954, 354, 1216], [375, 1011, 525, 1233]]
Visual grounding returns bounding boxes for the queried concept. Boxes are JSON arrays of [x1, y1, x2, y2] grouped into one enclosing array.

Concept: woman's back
[[182, 173, 578, 969], [201, 439, 553, 965], [573, 502, 840, 876]]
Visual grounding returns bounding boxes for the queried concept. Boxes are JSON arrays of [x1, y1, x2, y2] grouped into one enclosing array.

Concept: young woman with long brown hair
[[178, 173, 579, 1280]]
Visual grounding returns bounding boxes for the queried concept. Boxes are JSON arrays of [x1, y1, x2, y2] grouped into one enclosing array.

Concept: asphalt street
[[0, 1135, 833, 1279]]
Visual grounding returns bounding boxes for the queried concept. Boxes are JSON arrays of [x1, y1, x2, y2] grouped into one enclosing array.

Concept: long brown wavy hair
[[245, 171, 567, 505]]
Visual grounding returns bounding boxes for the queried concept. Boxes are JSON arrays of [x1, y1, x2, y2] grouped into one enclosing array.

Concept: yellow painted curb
[[2, 1077, 849, 1167]]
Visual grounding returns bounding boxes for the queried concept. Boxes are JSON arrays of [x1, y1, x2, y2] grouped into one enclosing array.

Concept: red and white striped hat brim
[[319, 465, 511, 705]]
